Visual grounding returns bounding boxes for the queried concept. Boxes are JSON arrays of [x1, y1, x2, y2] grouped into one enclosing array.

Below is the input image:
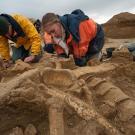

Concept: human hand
[[24, 55, 35, 63]]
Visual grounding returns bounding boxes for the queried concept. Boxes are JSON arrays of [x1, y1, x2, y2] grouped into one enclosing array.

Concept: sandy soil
[[0, 38, 135, 135]]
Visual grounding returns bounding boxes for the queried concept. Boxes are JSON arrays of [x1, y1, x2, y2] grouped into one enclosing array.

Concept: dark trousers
[[11, 46, 42, 63], [11, 46, 29, 62]]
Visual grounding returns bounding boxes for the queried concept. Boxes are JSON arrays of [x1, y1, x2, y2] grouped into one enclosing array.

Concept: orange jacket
[[55, 19, 97, 58]]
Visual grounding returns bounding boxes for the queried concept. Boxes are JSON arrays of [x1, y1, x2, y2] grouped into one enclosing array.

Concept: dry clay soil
[[0, 38, 135, 135]]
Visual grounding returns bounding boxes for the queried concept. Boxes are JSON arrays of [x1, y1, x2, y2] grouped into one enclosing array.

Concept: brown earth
[[0, 38, 135, 135], [103, 12, 135, 39]]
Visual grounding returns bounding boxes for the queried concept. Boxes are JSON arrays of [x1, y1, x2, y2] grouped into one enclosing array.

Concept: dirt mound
[[0, 39, 135, 135], [103, 12, 135, 39]]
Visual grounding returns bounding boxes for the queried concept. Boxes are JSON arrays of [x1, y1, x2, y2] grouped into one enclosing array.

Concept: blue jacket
[[59, 9, 89, 42]]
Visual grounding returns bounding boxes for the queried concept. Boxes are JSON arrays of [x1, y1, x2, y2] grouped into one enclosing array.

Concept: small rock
[[24, 124, 37, 135], [9, 127, 24, 135]]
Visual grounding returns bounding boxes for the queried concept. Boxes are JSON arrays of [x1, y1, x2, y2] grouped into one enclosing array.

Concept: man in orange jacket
[[42, 9, 104, 66]]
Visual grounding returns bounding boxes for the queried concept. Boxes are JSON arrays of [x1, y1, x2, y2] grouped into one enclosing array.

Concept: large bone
[[72, 63, 118, 78], [42, 86, 121, 135], [88, 78, 135, 122], [47, 98, 64, 135], [0, 69, 121, 135], [1, 80, 121, 135]]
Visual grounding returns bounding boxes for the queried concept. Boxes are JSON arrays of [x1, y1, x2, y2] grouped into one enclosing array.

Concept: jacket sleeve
[[0, 36, 10, 61], [76, 19, 97, 58], [14, 15, 41, 55]]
